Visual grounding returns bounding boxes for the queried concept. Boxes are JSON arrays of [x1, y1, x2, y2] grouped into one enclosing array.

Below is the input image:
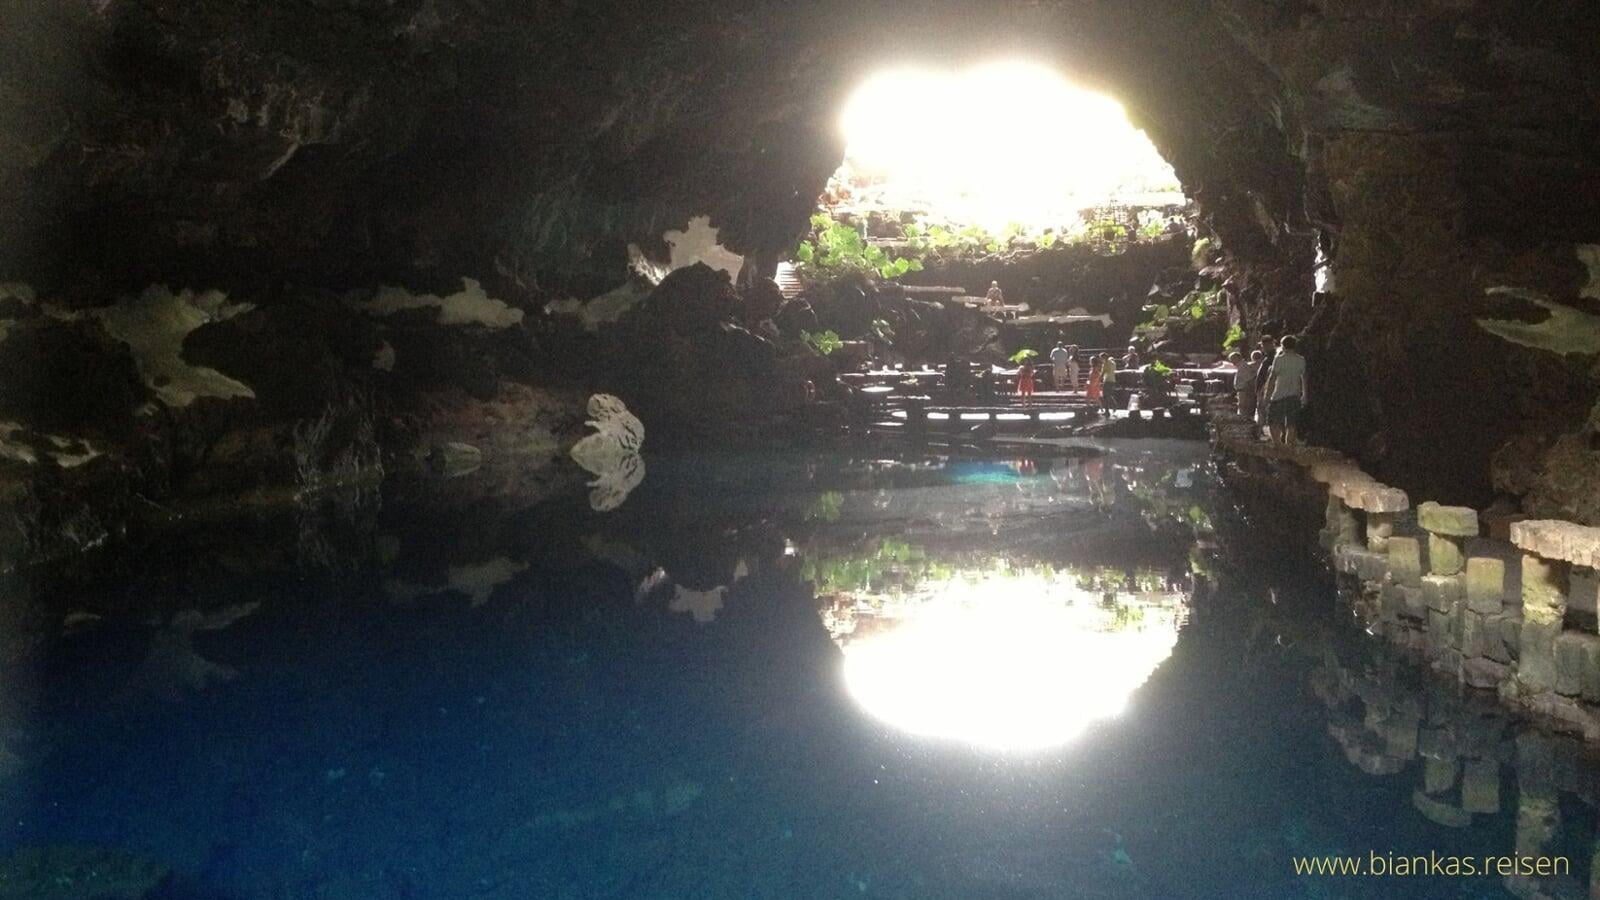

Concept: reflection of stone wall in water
[[1314, 646, 1600, 899]]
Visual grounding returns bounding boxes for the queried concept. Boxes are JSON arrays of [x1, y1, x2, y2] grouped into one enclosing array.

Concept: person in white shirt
[[1228, 351, 1256, 416], [1050, 342, 1074, 392], [1262, 336, 1308, 445]]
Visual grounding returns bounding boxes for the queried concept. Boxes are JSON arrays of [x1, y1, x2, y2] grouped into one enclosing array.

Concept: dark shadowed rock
[[631, 264, 742, 337], [0, 318, 143, 440]]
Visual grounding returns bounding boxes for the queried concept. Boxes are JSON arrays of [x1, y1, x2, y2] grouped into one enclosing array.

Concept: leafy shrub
[[1222, 323, 1245, 351], [795, 215, 926, 280], [801, 329, 844, 355], [798, 204, 1187, 276]]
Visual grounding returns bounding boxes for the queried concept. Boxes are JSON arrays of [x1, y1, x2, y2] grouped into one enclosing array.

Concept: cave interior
[[2, 1, 1600, 895]]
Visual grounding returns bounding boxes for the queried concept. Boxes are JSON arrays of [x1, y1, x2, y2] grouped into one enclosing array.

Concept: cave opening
[[778, 60, 1205, 368], [829, 62, 1183, 236]]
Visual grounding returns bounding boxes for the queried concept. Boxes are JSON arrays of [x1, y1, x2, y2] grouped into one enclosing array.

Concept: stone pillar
[[1417, 501, 1479, 576], [1458, 557, 1509, 689], [1327, 494, 1359, 548], [1389, 537, 1423, 588], [1422, 572, 1464, 665], [1465, 557, 1506, 615], [1553, 631, 1600, 699], [1518, 553, 1569, 695], [1365, 512, 1396, 552]]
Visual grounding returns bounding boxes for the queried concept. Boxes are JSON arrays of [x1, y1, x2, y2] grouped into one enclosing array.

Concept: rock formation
[[2, 0, 1598, 554]]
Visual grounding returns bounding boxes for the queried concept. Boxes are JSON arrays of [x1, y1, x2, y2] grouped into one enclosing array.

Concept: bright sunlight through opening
[[836, 62, 1181, 232]]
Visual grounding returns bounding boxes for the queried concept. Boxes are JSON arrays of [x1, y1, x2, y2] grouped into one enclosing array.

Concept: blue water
[[0, 440, 1595, 898]]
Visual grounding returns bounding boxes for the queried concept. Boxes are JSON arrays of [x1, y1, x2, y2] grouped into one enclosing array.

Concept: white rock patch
[[1578, 244, 1600, 301], [570, 394, 645, 512], [629, 215, 743, 284], [0, 282, 36, 344], [0, 422, 37, 465], [669, 585, 726, 623], [1477, 286, 1600, 356], [77, 286, 257, 407], [353, 278, 523, 329], [45, 434, 101, 468], [544, 279, 650, 331]]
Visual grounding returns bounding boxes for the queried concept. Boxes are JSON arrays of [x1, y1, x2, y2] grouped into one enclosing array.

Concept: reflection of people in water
[[1084, 455, 1108, 509]]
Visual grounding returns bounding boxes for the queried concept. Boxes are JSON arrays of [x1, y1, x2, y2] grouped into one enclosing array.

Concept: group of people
[[952, 328, 1309, 438], [1229, 334, 1308, 445], [1009, 342, 1138, 415]]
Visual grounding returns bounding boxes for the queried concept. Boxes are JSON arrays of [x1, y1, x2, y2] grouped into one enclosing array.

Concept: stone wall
[[1211, 399, 1600, 743]]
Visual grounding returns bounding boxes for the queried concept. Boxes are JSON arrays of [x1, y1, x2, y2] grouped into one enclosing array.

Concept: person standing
[[1253, 334, 1277, 435], [1228, 351, 1255, 417], [1262, 336, 1308, 445], [1016, 360, 1036, 405], [1085, 354, 1104, 409], [1050, 341, 1071, 392], [1101, 352, 1118, 413]]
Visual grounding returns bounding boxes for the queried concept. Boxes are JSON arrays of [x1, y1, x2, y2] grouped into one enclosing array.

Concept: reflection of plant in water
[[805, 541, 1184, 622], [1122, 463, 1211, 533], [805, 491, 845, 522], [1074, 566, 1169, 594], [802, 537, 957, 598], [1101, 594, 1148, 630]]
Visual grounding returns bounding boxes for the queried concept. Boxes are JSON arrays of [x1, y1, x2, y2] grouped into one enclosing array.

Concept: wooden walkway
[[861, 390, 1211, 436]]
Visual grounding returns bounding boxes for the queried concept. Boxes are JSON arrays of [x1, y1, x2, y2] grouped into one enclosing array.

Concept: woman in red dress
[[1016, 361, 1036, 405]]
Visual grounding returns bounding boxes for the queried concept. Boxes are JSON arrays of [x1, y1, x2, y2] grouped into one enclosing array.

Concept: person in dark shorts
[[1262, 335, 1308, 445]]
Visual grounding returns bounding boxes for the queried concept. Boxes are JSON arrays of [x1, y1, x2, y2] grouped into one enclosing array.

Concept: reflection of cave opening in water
[[829, 567, 1188, 751]]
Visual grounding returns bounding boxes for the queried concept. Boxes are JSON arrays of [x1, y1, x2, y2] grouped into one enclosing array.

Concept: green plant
[[1009, 348, 1038, 364], [801, 329, 844, 355], [795, 214, 926, 280], [1178, 288, 1221, 320], [800, 204, 1188, 276], [1222, 323, 1245, 351]]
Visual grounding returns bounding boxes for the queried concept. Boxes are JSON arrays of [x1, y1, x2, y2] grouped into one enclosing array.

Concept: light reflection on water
[[788, 449, 1195, 748], [14, 442, 1597, 897], [832, 569, 1187, 749]]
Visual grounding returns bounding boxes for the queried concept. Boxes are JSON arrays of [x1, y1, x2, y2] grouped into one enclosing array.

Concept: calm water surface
[[0, 440, 1595, 898]]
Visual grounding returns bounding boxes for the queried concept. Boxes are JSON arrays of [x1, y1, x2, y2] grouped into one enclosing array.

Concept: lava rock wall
[[3, 0, 1599, 528]]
